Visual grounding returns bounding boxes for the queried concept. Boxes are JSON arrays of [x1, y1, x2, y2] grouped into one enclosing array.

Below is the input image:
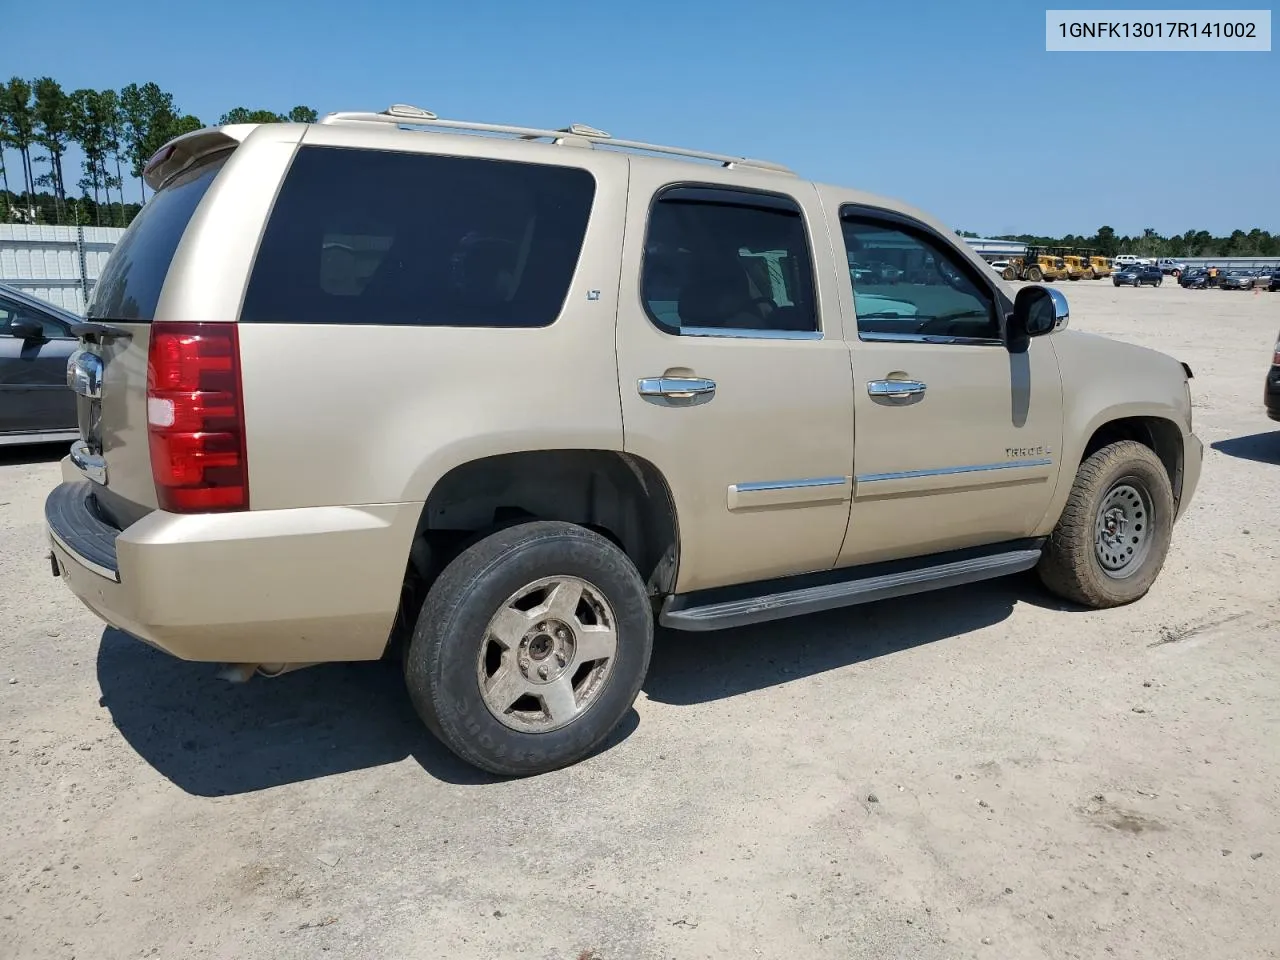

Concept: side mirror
[[8, 317, 46, 342], [1007, 285, 1068, 353]]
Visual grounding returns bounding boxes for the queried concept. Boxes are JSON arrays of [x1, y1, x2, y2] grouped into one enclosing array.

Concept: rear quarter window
[[239, 147, 596, 328], [87, 151, 230, 321]]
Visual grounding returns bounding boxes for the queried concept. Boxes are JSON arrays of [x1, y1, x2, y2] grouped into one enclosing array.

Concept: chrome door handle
[[638, 377, 717, 407], [867, 379, 927, 399]]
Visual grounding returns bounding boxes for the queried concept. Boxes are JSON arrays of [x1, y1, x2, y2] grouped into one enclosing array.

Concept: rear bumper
[[46, 468, 420, 664]]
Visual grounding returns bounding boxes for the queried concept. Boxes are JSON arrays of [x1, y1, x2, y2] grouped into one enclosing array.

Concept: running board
[[659, 546, 1044, 632]]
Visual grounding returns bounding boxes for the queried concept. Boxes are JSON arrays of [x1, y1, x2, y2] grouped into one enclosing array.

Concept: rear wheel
[[1037, 441, 1174, 609], [404, 521, 653, 776]]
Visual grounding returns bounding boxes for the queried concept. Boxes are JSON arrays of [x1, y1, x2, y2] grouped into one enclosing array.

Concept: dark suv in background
[[1114, 263, 1163, 287]]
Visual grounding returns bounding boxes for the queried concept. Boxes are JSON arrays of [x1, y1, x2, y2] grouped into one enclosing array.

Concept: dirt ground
[[2, 280, 1278, 960]]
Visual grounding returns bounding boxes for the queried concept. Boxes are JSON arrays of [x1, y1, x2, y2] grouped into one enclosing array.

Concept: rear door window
[[87, 151, 231, 322], [239, 147, 596, 328]]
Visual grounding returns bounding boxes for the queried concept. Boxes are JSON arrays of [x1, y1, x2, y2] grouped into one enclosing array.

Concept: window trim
[[838, 203, 1010, 347], [639, 181, 825, 341]]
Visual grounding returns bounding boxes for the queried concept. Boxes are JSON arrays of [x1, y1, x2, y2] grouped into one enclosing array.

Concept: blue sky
[[7, 0, 1276, 237]]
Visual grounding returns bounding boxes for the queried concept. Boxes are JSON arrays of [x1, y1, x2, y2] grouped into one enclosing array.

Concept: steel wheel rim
[[475, 575, 618, 733], [1094, 480, 1153, 578]]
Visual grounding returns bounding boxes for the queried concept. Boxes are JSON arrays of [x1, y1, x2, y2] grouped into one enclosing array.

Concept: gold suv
[[46, 104, 1203, 776]]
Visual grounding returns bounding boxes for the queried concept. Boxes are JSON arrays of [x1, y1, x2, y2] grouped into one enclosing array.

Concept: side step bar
[[659, 546, 1044, 632]]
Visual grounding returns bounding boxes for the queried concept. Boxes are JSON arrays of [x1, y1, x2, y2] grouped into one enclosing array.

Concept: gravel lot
[[2, 280, 1278, 960]]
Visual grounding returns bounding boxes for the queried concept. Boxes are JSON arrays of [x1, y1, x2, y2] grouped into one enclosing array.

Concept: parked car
[[1220, 269, 1257, 290], [1113, 264, 1163, 287], [1179, 268, 1209, 289], [0, 283, 81, 446], [1268, 270, 1280, 292], [45, 104, 1203, 777], [1156, 258, 1187, 277], [1266, 330, 1280, 421], [989, 260, 1010, 275]]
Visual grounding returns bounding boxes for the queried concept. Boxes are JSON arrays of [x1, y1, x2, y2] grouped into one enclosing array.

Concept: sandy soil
[[2, 280, 1278, 960]]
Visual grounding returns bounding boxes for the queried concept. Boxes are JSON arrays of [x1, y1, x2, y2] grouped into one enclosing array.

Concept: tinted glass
[[240, 147, 595, 328], [841, 214, 999, 340], [88, 151, 230, 321], [0, 296, 72, 338], [641, 187, 818, 335]]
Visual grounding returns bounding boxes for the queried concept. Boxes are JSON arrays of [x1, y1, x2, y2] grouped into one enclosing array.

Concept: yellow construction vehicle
[[1062, 255, 1095, 281], [1001, 246, 1068, 282], [1089, 255, 1113, 278]]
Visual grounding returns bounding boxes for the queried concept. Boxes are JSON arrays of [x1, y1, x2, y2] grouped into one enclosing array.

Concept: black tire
[[404, 521, 653, 777], [1036, 440, 1175, 609]]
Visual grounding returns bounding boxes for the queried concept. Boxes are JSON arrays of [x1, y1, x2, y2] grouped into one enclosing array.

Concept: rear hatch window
[[238, 146, 596, 329], [87, 151, 231, 321]]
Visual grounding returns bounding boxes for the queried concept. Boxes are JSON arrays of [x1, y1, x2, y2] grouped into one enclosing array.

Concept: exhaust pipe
[[216, 662, 321, 682]]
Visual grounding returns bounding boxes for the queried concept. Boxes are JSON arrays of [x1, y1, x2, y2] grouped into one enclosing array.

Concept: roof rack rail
[[318, 104, 794, 175]]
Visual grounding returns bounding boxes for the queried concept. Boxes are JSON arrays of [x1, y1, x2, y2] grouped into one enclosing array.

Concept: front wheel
[[404, 521, 653, 776], [1037, 440, 1174, 608]]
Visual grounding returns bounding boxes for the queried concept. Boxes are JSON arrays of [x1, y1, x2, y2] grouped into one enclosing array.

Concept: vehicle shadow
[[95, 627, 638, 796], [0, 443, 67, 466], [644, 573, 1064, 706], [1211, 431, 1280, 466]]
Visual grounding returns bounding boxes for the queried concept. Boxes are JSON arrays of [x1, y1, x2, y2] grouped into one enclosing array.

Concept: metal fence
[[0, 224, 127, 314]]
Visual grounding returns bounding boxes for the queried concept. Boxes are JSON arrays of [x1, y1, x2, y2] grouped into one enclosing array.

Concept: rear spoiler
[[142, 124, 259, 191]]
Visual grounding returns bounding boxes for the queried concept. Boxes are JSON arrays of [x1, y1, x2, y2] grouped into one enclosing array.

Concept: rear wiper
[[70, 322, 133, 343]]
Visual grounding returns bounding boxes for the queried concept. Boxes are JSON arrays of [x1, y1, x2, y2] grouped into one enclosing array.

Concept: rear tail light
[[1273, 337, 1280, 367], [146, 322, 249, 512]]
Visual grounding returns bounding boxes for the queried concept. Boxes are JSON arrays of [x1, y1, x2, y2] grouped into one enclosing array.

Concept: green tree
[[32, 77, 72, 216], [1091, 225, 1118, 256], [117, 82, 202, 203], [219, 107, 285, 124], [100, 89, 129, 223], [118, 82, 152, 202], [0, 149, 9, 218], [0, 77, 38, 213], [70, 88, 113, 223], [218, 105, 318, 124]]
